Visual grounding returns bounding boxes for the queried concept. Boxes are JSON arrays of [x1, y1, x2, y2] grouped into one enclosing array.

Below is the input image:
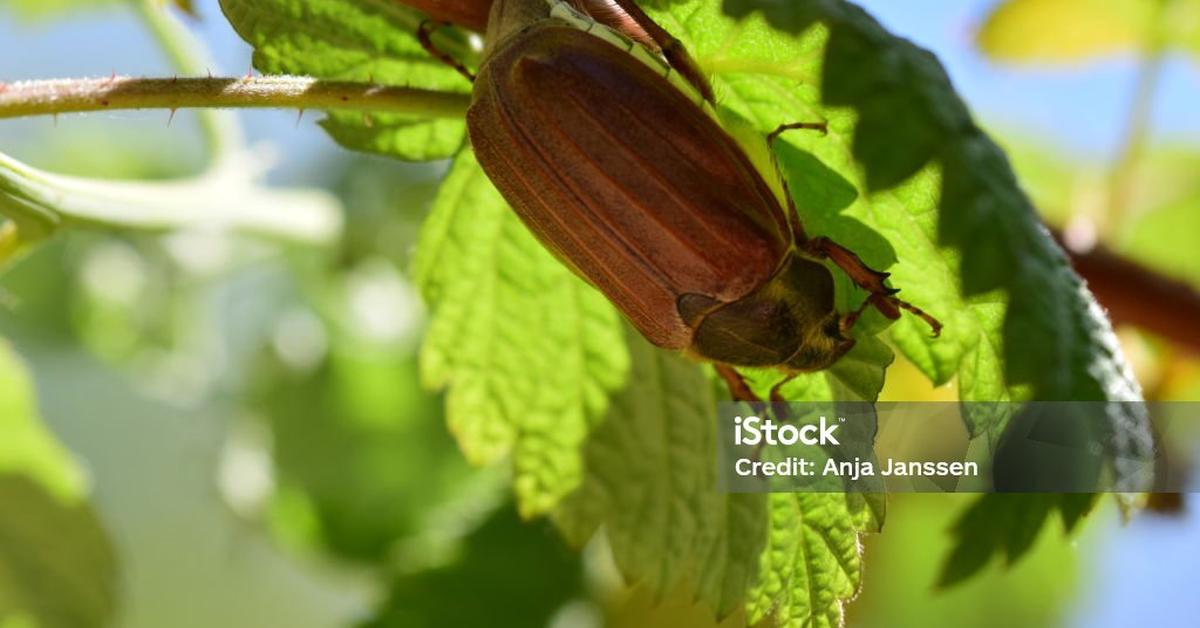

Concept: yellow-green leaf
[[977, 0, 1156, 63]]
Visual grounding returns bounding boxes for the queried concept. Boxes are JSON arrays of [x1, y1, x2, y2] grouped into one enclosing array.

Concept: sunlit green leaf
[[412, 150, 631, 516], [713, 0, 1149, 590], [2, 0, 122, 21], [218, 0, 474, 160], [363, 0, 1150, 621], [976, 0, 1155, 63], [1119, 149, 1200, 284], [555, 332, 767, 618], [415, 132, 894, 621], [976, 0, 1200, 64]]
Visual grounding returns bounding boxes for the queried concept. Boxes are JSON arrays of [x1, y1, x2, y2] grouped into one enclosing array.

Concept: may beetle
[[442, 0, 940, 400]]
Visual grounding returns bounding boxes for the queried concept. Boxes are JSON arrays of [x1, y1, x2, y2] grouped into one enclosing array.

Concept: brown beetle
[[444, 0, 940, 400]]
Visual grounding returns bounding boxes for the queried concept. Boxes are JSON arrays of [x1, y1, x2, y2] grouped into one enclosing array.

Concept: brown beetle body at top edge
[[469, 22, 799, 349], [466, 0, 939, 398]]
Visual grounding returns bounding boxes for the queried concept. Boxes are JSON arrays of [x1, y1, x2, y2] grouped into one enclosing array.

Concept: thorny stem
[[0, 76, 471, 121], [134, 0, 243, 158]]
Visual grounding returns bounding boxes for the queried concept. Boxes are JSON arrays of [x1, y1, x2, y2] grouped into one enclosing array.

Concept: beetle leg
[[715, 363, 762, 403], [418, 20, 475, 83], [804, 237, 894, 294], [767, 121, 829, 147], [769, 373, 798, 404], [579, 0, 715, 102], [884, 296, 943, 337], [804, 236, 943, 337], [838, 295, 874, 338]]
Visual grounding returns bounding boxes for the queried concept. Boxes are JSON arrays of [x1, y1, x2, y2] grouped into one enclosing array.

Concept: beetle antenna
[[418, 20, 476, 83]]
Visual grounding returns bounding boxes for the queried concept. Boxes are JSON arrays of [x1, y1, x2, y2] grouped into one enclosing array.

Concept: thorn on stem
[[167, 108, 178, 126]]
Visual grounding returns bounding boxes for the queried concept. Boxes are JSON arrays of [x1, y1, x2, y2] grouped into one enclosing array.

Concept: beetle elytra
[[441, 0, 941, 400]]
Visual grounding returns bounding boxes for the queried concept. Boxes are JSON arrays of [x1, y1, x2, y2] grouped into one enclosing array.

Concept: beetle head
[[781, 313, 856, 372], [775, 254, 857, 372], [684, 254, 856, 372]]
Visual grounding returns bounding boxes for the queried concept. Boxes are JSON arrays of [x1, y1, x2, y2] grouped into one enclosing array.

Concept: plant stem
[[1104, 0, 1171, 235], [0, 76, 471, 120], [0, 150, 342, 245], [1105, 54, 1164, 233], [134, 0, 243, 158]]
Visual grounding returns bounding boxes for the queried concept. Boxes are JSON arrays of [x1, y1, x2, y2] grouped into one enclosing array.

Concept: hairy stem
[[135, 0, 243, 157], [0, 76, 471, 120]]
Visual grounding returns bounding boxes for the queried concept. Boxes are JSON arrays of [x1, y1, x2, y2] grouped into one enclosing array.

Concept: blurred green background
[[1, 1, 1199, 627]]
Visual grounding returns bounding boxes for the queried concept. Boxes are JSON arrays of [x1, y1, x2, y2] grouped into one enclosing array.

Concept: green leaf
[[2, 0, 121, 21], [361, 503, 584, 628], [648, 1, 979, 390], [1118, 149, 1200, 285], [218, 0, 474, 160], [0, 477, 118, 628], [0, 342, 118, 628], [745, 494, 867, 628], [253, 346, 501, 563], [415, 142, 891, 623], [716, 0, 1150, 586], [554, 331, 767, 618], [936, 493, 1094, 589], [0, 342, 86, 501], [739, 368, 886, 628], [977, 0, 1200, 64], [977, 0, 1155, 63], [395, 0, 1154, 621], [412, 149, 630, 517]]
